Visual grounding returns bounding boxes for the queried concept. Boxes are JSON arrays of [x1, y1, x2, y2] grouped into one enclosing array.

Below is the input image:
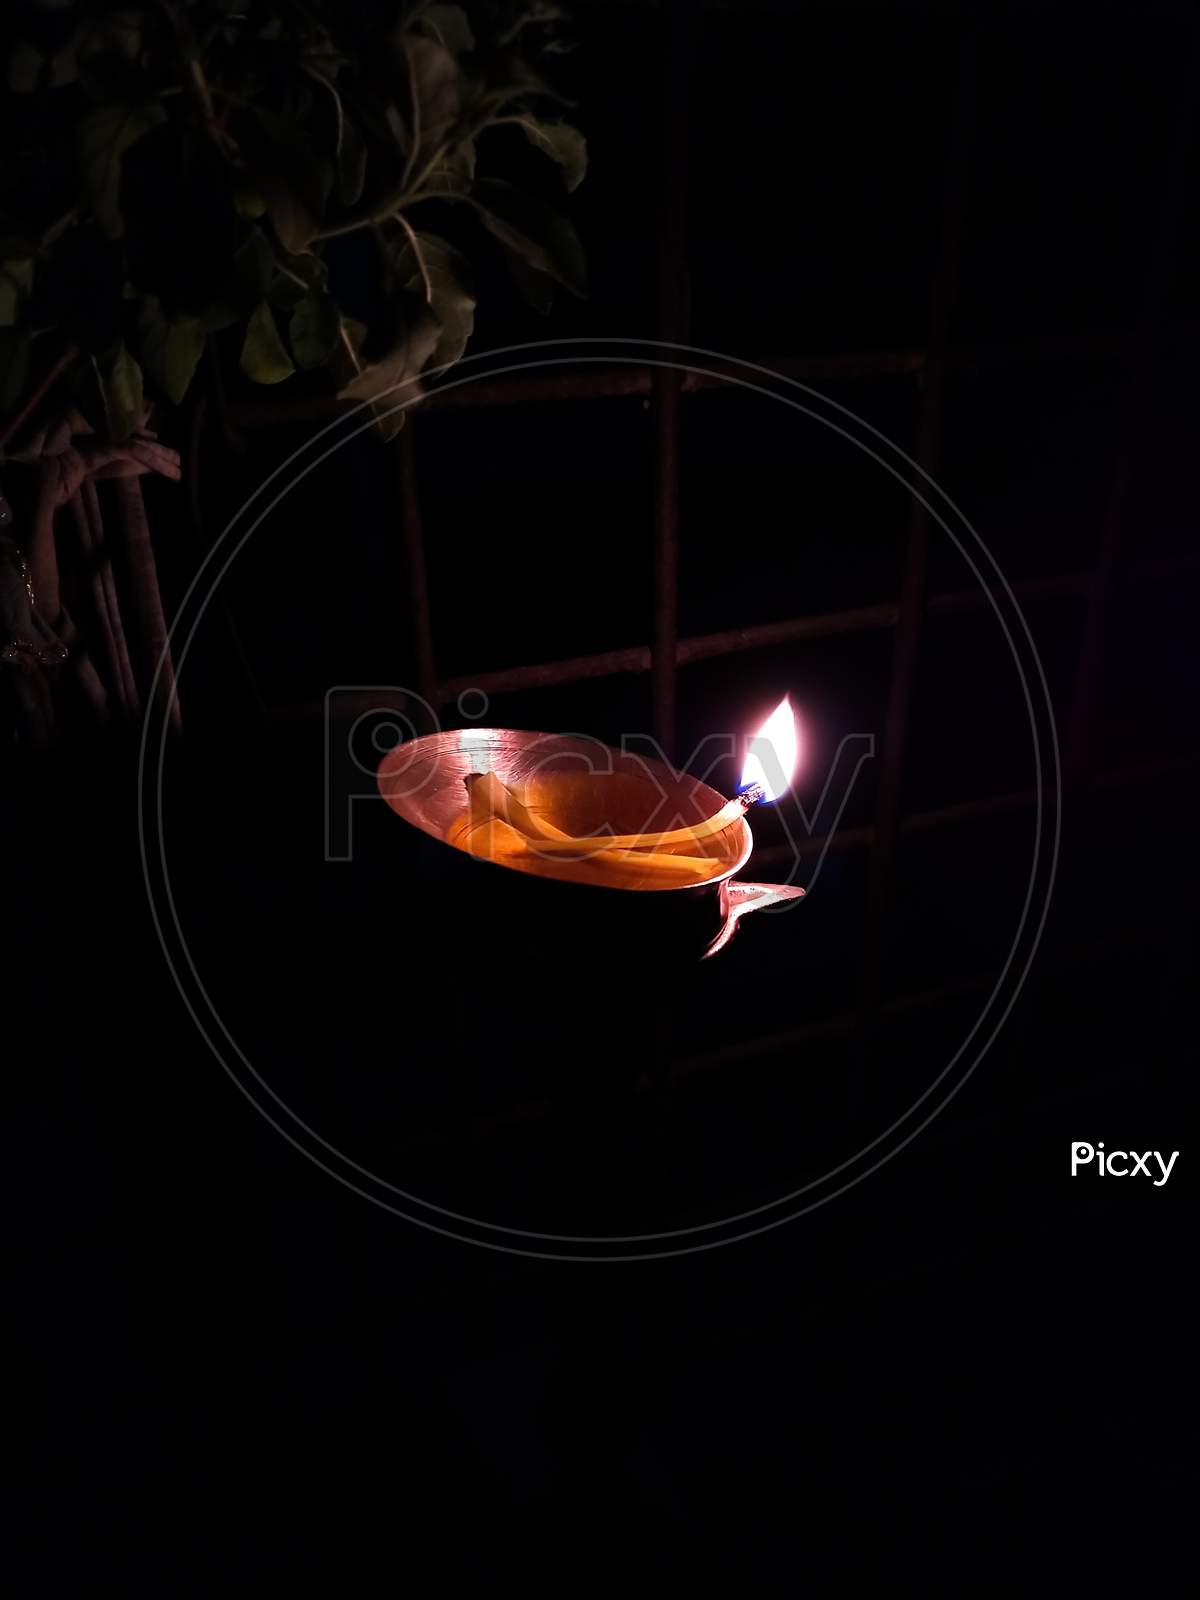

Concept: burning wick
[[739, 693, 799, 802]]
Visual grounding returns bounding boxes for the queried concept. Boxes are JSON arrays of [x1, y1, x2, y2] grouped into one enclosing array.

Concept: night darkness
[[7, 1, 1198, 1590]]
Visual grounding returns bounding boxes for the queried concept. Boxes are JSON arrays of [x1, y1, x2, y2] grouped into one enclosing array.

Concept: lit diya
[[377, 699, 805, 961]]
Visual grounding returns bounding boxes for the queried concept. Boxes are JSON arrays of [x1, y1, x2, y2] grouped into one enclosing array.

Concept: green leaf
[[500, 2, 570, 45], [472, 179, 586, 297], [47, 39, 81, 89], [384, 228, 475, 370], [301, 65, 366, 208], [420, 5, 476, 56], [259, 176, 318, 257], [289, 288, 339, 369], [504, 250, 556, 316], [76, 101, 165, 239], [239, 302, 295, 385], [224, 225, 276, 315], [0, 327, 31, 413], [136, 296, 205, 405], [6, 28, 79, 92], [338, 301, 439, 404], [477, 51, 554, 107], [267, 249, 328, 311], [233, 110, 325, 255], [402, 37, 462, 153], [235, 227, 276, 304], [366, 406, 406, 444], [233, 176, 266, 219], [0, 259, 34, 327], [96, 343, 143, 442], [204, 226, 275, 334], [338, 298, 440, 439], [513, 118, 587, 192], [424, 138, 475, 197]]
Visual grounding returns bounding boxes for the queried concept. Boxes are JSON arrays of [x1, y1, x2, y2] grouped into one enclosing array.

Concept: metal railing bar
[[281, 553, 1189, 719], [857, 31, 977, 1027], [222, 323, 1200, 428], [649, 0, 697, 761], [434, 567, 1096, 702], [434, 598, 899, 700]]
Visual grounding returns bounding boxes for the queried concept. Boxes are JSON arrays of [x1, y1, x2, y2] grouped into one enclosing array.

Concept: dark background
[[11, 0, 1198, 1588]]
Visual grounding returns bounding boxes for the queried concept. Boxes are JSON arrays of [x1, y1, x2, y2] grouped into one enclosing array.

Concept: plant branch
[[400, 41, 421, 193], [391, 213, 432, 302], [302, 64, 344, 157], [156, 0, 214, 117], [39, 208, 79, 254], [313, 138, 452, 240], [337, 317, 363, 382], [274, 259, 311, 292]]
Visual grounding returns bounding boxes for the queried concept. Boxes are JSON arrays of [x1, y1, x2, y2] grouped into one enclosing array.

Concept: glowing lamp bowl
[[378, 729, 804, 963]]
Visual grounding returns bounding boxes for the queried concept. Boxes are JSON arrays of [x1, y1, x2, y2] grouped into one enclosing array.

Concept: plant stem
[[337, 318, 363, 381], [400, 40, 421, 193], [313, 139, 452, 240], [302, 64, 344, 157], [391, 213, 432, 301]]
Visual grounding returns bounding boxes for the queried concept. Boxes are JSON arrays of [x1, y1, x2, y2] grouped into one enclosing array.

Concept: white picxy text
[[1070, 1143, 1179, 1186]]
